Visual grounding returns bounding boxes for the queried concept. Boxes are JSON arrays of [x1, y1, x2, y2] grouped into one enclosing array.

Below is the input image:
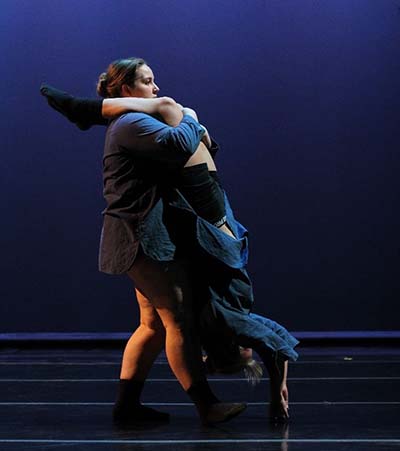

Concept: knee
[[159, 303, 186, 332], [140, 318, 166, 343]]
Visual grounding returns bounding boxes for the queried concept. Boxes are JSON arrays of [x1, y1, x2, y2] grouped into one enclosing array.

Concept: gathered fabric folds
[[141, 187, 299, 362]]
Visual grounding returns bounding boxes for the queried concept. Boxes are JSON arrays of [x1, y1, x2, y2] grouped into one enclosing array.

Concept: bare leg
[[126, 252, 246, 424], [119, 289, 165, 380], [127, 253, 204, 390], [113, 286, 171, 423], [185, 142, 217, 171]]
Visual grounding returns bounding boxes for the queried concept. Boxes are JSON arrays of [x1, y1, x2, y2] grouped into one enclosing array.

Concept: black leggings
[[178, 163, 227, 228]]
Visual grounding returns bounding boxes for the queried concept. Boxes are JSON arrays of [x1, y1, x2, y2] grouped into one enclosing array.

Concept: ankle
[[186, 380, 219, 417], [114, 379, 145, 410]]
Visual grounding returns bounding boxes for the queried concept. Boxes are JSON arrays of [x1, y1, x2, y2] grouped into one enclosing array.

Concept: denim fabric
[[140, 197, 177, 261], [141, 187, 299, 362], [248, 313, 299, 360]]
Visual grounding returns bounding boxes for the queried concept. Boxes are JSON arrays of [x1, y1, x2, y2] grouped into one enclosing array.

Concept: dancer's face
[[123, 64, 160, 98]]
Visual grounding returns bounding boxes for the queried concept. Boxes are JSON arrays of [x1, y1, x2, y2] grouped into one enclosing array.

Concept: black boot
[[113, 379, 170, 424], [40, 83, 107, 130], [186, 380, 247, 425]]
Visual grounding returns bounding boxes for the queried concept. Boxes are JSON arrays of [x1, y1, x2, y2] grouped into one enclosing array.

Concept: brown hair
[[96, 57, 147, 98]]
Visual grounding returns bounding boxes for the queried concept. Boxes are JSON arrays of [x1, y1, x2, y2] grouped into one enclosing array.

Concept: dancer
[[42, 58, 246, 426], [40, 57, 299, 422]]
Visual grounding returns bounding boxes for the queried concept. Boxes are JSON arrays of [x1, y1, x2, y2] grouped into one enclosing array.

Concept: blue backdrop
[[1, 0, 399, 333]]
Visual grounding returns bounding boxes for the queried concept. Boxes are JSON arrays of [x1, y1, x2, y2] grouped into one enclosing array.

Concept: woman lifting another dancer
[[41, 57, 299, 423]]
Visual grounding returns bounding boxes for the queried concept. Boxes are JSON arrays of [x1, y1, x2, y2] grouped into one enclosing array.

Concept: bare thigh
[[185, 142, 216, 171], [127, 251, 193, 326]]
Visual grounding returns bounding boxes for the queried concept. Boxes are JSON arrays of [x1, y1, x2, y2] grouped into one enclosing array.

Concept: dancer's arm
[[103, 97, 212, 149], [102, 96, 182, 124], [115, 112, 206, 170]]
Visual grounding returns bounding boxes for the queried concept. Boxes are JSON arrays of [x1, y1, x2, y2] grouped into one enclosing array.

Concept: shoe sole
[[203, 403, 247, 425]]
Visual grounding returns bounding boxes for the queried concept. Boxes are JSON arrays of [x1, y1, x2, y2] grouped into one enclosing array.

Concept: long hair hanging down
[[204, 347, 264, 385], [242, 357, 264, 386]]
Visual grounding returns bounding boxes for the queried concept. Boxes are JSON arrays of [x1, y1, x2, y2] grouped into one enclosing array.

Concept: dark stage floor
[[0, 345, 399, 450]]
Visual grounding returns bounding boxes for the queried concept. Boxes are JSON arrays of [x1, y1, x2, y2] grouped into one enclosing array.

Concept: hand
[[201, 126, 212, 149], [181, 106, 211, 148], [182, 107, 199, 121]]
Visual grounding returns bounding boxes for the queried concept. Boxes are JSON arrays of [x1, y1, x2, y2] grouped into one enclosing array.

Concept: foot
[[40, 83, 100, 130], [113, 404, 170, 424], [202, 402, 247, 425]]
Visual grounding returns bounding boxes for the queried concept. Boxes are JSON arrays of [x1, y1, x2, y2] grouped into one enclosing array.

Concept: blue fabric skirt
[[141, 188, 299, 362]]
